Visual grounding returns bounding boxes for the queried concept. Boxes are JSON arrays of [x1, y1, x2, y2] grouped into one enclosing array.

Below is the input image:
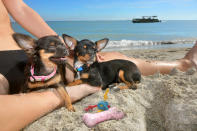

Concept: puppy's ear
[[12, 33, 35, 55], [62, 34, 77, 50], [95, 38, 109, 52]]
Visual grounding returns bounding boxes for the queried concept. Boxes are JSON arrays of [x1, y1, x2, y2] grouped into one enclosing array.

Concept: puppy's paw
[[111, 86, 120, 92], [130, 84, 137, 90], [67, 105, 75, 112], [108, 83, 117, 88]]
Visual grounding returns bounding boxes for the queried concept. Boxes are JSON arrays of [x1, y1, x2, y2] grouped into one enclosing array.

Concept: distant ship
[[132, 16, 161, 23]]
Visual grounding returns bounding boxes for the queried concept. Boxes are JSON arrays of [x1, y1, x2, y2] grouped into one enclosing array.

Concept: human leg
[[98, 42, 197, 76], [0, 90, 61, 131], [184, 41, 197, 69]]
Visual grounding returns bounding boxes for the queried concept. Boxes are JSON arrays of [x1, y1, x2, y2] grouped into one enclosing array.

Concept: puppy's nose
[[56, 45, 69, 56], [64, 49, 69, 56]]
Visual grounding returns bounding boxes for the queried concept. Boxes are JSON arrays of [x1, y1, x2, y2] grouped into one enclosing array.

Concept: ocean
[[12, 20, 197, 51]]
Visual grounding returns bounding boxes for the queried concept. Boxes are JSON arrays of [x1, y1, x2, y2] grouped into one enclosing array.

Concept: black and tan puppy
[[62, 34, 141, 90], [12, 33, 75, 111]]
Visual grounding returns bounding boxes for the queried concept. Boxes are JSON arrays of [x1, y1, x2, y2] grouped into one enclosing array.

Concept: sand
[[24, 48, 197, 131]]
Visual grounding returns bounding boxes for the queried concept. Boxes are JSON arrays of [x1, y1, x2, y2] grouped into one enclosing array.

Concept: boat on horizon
[[132, 16, 161, 23]]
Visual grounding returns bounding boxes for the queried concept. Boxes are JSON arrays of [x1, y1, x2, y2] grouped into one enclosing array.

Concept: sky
[[24, 0, 197, 21]]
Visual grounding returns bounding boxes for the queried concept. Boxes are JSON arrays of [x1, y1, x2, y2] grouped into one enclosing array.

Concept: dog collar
[[29, 65, 57, 82], [76, 66, 83, 72]]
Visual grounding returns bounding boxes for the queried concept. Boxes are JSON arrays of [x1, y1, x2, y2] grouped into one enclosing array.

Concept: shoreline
[[119, 47, 191, 61]]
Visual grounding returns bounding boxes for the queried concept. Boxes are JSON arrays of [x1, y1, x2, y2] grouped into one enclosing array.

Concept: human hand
[[96, 53, 105, 62]]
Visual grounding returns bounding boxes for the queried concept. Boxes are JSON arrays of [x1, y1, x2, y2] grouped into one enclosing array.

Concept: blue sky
[[25, 0, 197, 21]]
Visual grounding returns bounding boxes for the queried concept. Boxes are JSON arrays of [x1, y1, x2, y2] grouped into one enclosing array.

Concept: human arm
[[0, 84, 100, 131], [2, 0, 57, 38], [96, 53, 105, 62], [0, 90, 61, 131]]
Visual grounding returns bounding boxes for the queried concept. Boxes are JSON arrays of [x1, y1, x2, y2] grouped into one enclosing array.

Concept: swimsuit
[[0, 50, 28, 93]]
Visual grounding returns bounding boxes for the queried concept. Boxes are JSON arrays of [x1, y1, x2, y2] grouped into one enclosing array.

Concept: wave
[[103, 39, 197, 51], [106, 39, 196, 48]]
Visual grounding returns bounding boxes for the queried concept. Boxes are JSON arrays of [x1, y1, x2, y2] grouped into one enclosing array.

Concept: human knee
[[178, 59, 192, 71], [109, 52, 130, 59]]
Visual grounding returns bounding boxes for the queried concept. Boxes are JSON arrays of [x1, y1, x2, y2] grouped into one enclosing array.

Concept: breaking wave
[[104, 39, 196, 51]]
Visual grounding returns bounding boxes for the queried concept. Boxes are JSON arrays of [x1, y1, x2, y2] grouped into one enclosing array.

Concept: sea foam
[[104, 39, 196, 51]]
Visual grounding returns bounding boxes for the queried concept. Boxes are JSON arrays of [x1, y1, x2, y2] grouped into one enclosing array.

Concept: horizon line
[[11, 19, 197, 22]]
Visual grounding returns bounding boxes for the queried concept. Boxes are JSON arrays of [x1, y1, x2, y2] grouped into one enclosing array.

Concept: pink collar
[[29, 65, 57, 82]]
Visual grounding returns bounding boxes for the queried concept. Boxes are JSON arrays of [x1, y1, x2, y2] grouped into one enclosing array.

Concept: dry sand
[[24, 48, 197, 131]]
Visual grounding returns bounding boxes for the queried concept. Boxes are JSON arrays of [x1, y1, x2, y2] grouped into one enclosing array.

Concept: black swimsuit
[[0, 50, 28, 93]]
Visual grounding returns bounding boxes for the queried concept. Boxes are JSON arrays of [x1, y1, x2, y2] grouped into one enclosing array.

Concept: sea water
[[12, 20, 197, 51]]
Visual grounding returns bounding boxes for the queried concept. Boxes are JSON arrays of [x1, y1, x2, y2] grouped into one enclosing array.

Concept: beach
[[24, 47, 197, 131]]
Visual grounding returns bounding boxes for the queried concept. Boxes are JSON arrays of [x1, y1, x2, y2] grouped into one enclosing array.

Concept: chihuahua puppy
[[62, 34, 141, 91], [12, 33, 75, 111]]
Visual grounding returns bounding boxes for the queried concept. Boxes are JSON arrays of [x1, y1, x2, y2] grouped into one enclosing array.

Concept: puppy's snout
[[90, 54, 95, 59], [56, 45, 69, 56], [88, 49, 96, 56]]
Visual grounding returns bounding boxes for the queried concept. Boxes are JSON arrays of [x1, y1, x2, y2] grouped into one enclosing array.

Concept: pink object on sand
[[82, 107, 125, 128]]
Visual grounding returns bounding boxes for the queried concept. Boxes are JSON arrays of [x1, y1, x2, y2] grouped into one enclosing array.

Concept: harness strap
[[65, 62, 77, 73]]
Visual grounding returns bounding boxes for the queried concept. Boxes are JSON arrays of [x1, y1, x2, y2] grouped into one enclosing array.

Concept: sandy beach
[[24, 47, 197, 131]]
